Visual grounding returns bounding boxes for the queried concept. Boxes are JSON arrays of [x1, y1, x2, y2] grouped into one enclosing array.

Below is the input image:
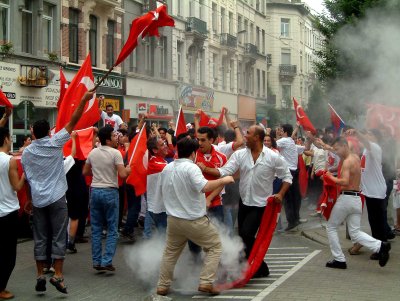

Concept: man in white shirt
[[276, 124, 303, 231], [156, 137, 234, 296], [201, 125, 292, 278], [99, 96, 123, 131]]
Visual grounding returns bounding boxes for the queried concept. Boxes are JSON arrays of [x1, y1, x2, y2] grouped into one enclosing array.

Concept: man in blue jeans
[[83, 126, 131, 271]]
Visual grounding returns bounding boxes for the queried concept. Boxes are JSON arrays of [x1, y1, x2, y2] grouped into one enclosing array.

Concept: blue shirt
[[22, 128, 70, 208]]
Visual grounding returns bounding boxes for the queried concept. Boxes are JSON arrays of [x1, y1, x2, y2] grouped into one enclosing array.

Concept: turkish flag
[[199, 109, 225, 128], [328, 103, 345, 136], [0, 89, 13, 108], [175, 106, 187, 137], [55, 54, 100, 132], [63, 127, 94, 160], [293, 97, 316, 134], [57, 68, 68, 109], [366, 103, 400, 140], [114, 4, 174, 66], [126, 125, 148, 196]]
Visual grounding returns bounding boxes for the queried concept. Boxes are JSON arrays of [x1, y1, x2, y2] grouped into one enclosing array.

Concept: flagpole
[[92, 65, 115, 91], [328, 103, 345, 124], [129, 122, 146, 165], [174, 106, 182, 137]]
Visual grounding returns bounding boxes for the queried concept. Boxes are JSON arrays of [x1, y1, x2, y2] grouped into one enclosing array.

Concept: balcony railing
[[245, 43, 258, 56], [18, 65, 49, 87], [279, 64, 297, 76], [220, 33, 237, 48], [186, 17, 207, 35], [267, 54, 272, 65]]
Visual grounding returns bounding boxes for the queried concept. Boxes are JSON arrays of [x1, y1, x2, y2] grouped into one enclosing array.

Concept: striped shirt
[[21, 128, 70, 208]]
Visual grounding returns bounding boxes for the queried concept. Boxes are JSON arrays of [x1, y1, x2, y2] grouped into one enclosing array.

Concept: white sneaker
[[299, 218, 308, 223]]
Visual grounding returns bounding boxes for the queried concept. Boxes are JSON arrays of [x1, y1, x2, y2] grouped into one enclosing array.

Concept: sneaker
[[299, 218, 308, 223], [387, 231, 395, 240], [120, 231, 135, 242], [102, 265, 116, 271], [35, 276, 46, 292], [378, 242, 391, 267], [326, 260, 347, 269], [66, 242, 77, 254], [309, 211, 321, 217]]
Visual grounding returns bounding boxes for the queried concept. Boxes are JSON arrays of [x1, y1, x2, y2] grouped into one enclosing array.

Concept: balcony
[[186, 17, 207, 36], [267, 54, 272, 66], [18, 65, 49, 88], [244, 43, 258, 56], [220, 33, 237, 48], [279, 64, 297, 80]]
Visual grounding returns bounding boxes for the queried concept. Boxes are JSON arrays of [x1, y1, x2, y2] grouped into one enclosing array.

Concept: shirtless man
[[324, 137, 390, 269]]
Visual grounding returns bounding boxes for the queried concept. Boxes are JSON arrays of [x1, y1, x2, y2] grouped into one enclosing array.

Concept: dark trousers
[[284, 169, 301, 227], [384, 180, 394, 235], [0, 210, 18, 290], [118, 183, 126, 229], [238, 199, 269, 275], [365, 196, 387, 242], [123, 184, 142, 234]]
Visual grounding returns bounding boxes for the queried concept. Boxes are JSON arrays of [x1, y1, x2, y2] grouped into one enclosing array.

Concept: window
[[262, 30, 265, 54], [282, 85, 291, 107], [0, 0, 10, 44], [106, 20, 115, 69], [281, 48, 291, 65], [42, 3, 54, 54], [89, 15, 97, 66], [257, 69, 260, 97], [229, 12, 233, 35], [69, 9, 79, 63], [281, 18, 290, 37], [212, 53, 218, 80], [189, 1, 194, 17], [250, 23, 254, 44], [237, 62, 241, 92], [144, 37, 152, 75], [177, 0, 182, 16], [256, 26, 260, 49], [262, 70, 266, 97], [230, 60, 234, 91], [177, 41, 183, 79], [21, 0, 32, 53], [160, 36, 167, 78], [199, 0, 204, 20], [212, 2, 217, 33], [244, 19, 248, 44], [237, 15, 242, 44], [220, 8, 225, 33], [222, 59, 226, 90]]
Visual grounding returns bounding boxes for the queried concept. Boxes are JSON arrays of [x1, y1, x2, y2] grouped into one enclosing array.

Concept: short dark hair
[[32, 120, 50, 139], [332, 137, 348, 146], [266, 134, 277, 149], [98, 125, 114, 145], [147, 136, 159, 156], [224, 129, 236, 143], [106, 104, 113, 110], [254, 125, 266, 142], [197, 126, 217, 140], [117, 128, 128, 136], [24, 135, 32, 142], [0, 127, 10, 147], [281, 124, 293, 137], [158, 127, 168, 134], [216, 124, 227, 137], [177, 137, 199, 158]]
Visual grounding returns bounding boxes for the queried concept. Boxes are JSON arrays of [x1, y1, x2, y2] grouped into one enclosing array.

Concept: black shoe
[[75, 236, 88, 243], [387, 231, 395, 240], [66, 242, 77, 254], [326, 260, 347, 269], [370, 252, 379, 260], [120, 231, 135, 242], [378, 242, 391, 267], [35, 276, 46, 292]]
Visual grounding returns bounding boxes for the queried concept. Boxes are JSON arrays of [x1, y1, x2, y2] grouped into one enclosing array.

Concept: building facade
[[265, 0, 322, 123]]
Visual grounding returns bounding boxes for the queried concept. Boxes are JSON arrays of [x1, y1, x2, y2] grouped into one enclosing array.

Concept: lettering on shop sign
[[149, 105, 169, 116], [94, 75, 123, 89]]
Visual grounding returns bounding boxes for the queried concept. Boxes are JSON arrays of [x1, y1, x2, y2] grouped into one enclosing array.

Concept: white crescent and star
[[79, 76, 96, 113], [296, 106, 304, 119]]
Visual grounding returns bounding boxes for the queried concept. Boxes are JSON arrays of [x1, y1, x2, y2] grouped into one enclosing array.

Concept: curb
[[301, 230, 329, 247]]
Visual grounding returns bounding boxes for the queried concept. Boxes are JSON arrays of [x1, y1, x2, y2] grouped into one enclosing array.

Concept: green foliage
[[306, 83, 329, 129], [266, 106, 281, 128]]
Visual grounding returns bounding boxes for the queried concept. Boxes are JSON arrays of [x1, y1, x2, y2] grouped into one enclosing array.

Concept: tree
[[306, 83, 329, 129]]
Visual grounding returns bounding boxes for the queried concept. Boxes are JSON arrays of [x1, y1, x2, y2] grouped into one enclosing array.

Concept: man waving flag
[[293, 97, 316, 134], [56, 54, 100, 132]]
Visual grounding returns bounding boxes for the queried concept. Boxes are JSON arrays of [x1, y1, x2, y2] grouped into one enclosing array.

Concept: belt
[[341, 191, 360, 196]]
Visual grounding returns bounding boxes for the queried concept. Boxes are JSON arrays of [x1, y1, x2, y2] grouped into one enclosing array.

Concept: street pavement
[[7, 201, 400, 301]]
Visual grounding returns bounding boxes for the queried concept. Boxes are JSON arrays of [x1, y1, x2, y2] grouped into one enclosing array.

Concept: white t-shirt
[[361, 142, 387, 199], [101, 111, 123, 131], [0, 153, 20, 217], [277, 137, 298, 170], [216, 141, 235, 158], [311, 144, 327, 173], [159, 158, 208, 220]]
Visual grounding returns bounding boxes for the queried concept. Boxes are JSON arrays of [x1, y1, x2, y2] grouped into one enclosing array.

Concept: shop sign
[[93, 74, 123, 89], [137, 102, 147, 113], [149, 104, 169, 116], [100, 98, 120, 111], [178, 85, 214, 112]]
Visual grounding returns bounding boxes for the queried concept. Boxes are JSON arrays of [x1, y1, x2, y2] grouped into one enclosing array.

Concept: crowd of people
[[0, 92, 399, 299]]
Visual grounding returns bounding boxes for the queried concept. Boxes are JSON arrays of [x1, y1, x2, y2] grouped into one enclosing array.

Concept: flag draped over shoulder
[[217, 197, 281, 290], [63, 127, 94, 160], [114, 4, 175, 66], [55, 54, 100, 132], [0, 89, 13, 108], [366, 103, 400, 140], [293, 97, 316, 134], [126, 125, 148, 196], [328, 103, 345, 136], [175, 106, 187, 137], [57, 68, 68, 109]]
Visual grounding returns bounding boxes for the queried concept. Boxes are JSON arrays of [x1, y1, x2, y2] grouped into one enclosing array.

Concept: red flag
[[126, 125, 148, 196], [55, 54, 100, 132], [298, 155, 308, 198], [175, 106, 187, 137], [63, 127, 94, 160], [366, 103, 400, 140], [328, 103, 345, 136], [114, 4, 174, 66], [293, 97, 316, 134], [199, 109, 224, 128], [57, 68, 68, 109], [0, 89, 13, 108]]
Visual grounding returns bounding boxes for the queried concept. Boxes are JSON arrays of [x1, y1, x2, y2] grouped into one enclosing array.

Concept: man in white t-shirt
[[99, 96, 123, 131], [156, 137, 234, 296]]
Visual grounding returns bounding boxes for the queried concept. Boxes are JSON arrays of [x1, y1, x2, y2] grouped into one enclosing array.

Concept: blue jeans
[[143, 209, 153, 239], [90, 188, 119, 266], [123, 185, 141, 234], [149, 211, 167, 235]]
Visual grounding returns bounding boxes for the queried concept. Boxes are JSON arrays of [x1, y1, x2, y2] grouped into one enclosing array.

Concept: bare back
[[339, 153, 361, 191]]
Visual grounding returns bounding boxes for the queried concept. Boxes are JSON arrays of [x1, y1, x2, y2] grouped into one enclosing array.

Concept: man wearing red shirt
[[196, 126, 227, 222]]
